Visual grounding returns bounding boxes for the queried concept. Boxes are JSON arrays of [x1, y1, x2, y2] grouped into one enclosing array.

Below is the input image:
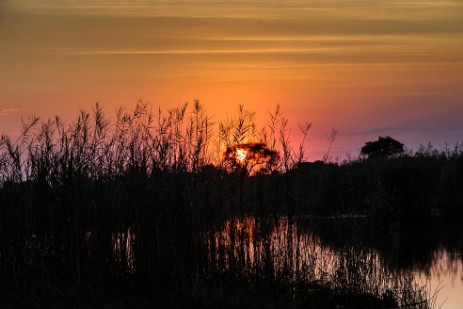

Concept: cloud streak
[[57, 47, 336, 56], [2, 0, 463, 161], [0, 108, 19, 116], [350, 121, 463, 138]]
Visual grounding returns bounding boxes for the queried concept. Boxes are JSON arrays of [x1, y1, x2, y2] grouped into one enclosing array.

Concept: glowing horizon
[[1, 0, 463, 160]]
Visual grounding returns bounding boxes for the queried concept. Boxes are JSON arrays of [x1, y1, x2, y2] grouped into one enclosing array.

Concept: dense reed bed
[[0, 101, 460, 307], [289, 148, 463, 221]]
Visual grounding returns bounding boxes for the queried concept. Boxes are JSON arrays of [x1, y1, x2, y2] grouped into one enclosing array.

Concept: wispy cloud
[[349, 125, 428, 136], [58, 48, 334, 56], [350, 121, 463, 138], [0, 108, 19, 116]]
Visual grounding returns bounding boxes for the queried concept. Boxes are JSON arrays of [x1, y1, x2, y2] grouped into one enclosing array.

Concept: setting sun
[[236, 148, 247, 163], [1, 1, 463, 307], [1, 1, 462, 159]]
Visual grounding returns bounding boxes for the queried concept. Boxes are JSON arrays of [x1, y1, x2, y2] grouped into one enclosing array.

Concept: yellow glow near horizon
[[236, 148, 247, 164], [1, 0, 463, 159]]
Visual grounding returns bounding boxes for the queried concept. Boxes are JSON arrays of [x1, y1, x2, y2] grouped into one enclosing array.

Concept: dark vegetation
[[1, 101, 461, 308], [360, 136, 404, 159]]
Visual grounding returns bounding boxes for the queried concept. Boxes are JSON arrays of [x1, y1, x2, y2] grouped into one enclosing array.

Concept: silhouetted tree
[[361, 136, 404, 159], [223, 143, 279, 173]]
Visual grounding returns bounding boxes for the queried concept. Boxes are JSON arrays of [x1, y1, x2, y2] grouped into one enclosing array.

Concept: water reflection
[[112, 227, 135, 273], [206, 216, 463, 308], [107, 216, 462, 308], [416, 249, 463, 309]]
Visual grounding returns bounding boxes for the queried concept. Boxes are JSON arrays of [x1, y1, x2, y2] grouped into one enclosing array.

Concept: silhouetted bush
[[361, 136, 404, 159]]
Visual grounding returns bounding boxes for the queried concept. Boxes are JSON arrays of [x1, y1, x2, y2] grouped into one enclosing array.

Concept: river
[[204, 216, 463, 308]]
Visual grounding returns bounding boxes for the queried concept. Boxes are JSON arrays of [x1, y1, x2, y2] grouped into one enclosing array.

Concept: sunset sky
[[1, 0, 463, 160]]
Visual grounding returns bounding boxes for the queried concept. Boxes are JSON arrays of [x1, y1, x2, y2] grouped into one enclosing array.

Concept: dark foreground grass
[[2, 277, 402, 309], [1, 102, 458, 307], [0, 171, 435, 308]]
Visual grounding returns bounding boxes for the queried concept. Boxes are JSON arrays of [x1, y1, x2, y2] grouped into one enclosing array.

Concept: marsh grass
[[0, 101, 460, 308]]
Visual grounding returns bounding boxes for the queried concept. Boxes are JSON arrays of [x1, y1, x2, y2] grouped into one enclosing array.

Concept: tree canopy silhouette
[[223, 143, 279, 173], [361, 136, 404, 159]]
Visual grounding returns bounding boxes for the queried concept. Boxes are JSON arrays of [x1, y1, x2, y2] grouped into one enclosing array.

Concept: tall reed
[[0, 101, 459, 308]]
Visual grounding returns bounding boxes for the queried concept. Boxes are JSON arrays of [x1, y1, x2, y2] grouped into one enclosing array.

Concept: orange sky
[[1, 0, 463, 160]]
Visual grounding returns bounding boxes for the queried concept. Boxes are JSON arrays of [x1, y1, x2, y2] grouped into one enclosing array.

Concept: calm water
[[201, 217, 463, 308], [109, 216, 462, 307], [416, 249, 463, 309]]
